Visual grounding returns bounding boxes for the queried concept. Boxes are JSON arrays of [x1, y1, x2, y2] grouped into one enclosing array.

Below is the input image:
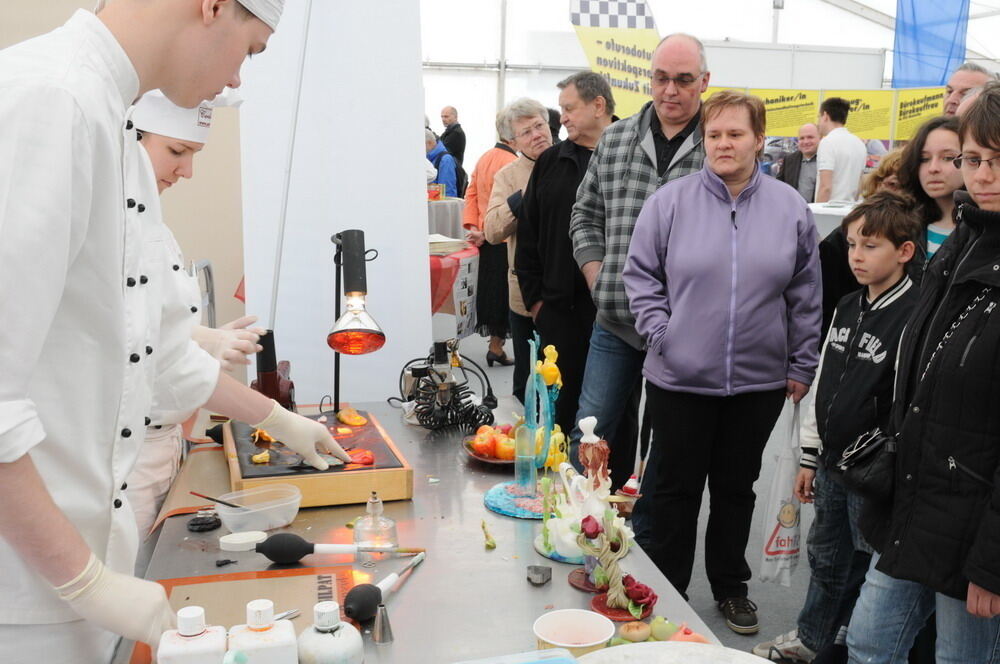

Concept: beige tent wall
[[1, 1, 249, 381]]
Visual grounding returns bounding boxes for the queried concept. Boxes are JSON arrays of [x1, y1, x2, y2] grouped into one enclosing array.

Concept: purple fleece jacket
[[623, 165, 822, 396]]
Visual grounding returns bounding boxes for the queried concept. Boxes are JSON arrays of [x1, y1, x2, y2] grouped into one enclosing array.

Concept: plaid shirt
[[570, 101, 705, 347]]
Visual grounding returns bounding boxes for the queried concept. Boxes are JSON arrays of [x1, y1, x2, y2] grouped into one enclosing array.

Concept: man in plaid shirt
[[569, 33, 708, 488]]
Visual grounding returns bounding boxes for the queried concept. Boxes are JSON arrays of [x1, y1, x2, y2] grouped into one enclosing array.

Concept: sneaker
[[752, 629, 816, 662], [717, 596, 760, 635]]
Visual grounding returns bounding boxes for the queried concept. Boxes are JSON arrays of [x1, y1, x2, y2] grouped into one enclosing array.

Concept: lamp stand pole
[[333, 238, 343, 413]]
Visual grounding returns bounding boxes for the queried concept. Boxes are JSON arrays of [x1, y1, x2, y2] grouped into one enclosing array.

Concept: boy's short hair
[[841, 191, 921, 250], [820, 97, 851, 124]]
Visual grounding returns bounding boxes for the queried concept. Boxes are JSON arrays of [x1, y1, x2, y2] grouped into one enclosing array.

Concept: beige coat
[[484, 155, 535, 316]]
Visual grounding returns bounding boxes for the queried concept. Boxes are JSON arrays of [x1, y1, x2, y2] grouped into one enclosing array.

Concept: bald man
[[777, 123, 820, 203], [440, 105, 466, 166]]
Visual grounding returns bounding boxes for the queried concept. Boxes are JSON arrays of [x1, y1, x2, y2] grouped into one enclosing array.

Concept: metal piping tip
[[373, 603, 393, 644]]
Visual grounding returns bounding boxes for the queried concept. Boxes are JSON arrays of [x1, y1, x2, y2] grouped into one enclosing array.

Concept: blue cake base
[[484, 481, 544, 520], [533, 533, 585, 565]]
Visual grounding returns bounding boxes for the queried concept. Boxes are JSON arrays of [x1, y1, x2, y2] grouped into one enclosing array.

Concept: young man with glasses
[[568, 32, 708, 494]]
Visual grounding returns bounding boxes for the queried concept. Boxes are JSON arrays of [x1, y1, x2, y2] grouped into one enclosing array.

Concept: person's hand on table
[[192, 316, 266, 371], [794, 467, 816, 503], [56, 553, 175, 650], [251, 400, 351, 469], [465, 229, 485, 247], [786, 379, 809, 404]]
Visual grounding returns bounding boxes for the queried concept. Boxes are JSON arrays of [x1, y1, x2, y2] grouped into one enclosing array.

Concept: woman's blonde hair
[[860, 148, 903, 199]]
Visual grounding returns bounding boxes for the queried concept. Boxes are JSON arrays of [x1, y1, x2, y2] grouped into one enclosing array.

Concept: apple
[[649, 616, 679, 641]]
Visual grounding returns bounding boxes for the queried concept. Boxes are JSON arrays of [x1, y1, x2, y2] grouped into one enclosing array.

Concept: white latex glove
[[251, 400, 351, 469], [191, 316, 265, 371], [56, 553, 175, 650]]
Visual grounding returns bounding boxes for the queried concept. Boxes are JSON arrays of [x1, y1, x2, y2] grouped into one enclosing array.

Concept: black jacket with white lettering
[[805, 275, 918, 470]]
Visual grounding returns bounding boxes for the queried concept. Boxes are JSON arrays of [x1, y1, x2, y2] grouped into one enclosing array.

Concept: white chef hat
[[94, 1, 283, 31], [132, 88, 243, 144]]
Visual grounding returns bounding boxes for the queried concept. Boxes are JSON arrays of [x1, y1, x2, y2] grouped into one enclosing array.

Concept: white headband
[[132, 89, 243, 144], [95, 1, 282, 31]]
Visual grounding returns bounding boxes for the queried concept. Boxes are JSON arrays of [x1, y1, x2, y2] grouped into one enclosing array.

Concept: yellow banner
[[895, 87, 946, 141], [573, 25, 662, 119], [822, 90, 895, 140], [749, 89, 821, 138]]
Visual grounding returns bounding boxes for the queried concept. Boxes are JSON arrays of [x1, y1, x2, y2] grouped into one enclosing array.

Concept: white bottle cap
[[177, 606, 207, 637], [246, 599, 274, 628], [578, 416, 599, 444], [313, 601, 341, 630]]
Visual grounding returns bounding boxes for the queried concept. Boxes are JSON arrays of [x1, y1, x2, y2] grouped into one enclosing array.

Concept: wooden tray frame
[[221, 414, 413, 507]]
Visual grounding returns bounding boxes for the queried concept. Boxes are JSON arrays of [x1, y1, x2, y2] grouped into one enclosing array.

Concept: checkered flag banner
[[570, 0, 657, 31]]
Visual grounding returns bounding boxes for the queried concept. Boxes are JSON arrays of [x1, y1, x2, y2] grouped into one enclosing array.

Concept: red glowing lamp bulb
[[327, 293, 385, 355]]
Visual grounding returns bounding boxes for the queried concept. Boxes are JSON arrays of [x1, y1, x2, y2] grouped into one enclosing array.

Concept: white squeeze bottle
[[297, 601, 365, 664], [227, 599, 297, 663], [157, 606, 227, 664]]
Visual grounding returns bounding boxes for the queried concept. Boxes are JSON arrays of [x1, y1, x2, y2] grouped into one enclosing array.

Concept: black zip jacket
[[801, 275, 918, 470], [864, 193, 1000, 599], [516, 139, 593, 311]]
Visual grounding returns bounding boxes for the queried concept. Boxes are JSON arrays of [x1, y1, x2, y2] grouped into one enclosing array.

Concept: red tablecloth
[[429, 246, 478, 314]]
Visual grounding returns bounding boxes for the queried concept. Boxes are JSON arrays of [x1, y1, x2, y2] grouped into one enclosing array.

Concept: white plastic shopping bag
[[759, 401, 801, 586]]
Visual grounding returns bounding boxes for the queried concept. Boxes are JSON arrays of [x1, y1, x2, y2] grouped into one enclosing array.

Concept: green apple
[[649, 616, 679, 641]]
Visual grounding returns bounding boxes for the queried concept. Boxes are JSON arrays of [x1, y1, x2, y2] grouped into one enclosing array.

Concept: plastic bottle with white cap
[[156, 606, 227, 664], [297, 601, 364, 664], [227, 599, 297, 663]]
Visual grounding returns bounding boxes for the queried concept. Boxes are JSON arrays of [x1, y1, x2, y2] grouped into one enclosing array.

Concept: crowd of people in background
[[428, 35, 1000, 663]]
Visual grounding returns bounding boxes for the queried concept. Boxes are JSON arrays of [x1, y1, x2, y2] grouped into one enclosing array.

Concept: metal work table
[[116, 402, 717, 663]]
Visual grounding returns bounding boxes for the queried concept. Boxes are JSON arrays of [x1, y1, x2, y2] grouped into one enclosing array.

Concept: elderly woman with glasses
[[623, 90, 821, 635], [847, 77, 1000, 664]]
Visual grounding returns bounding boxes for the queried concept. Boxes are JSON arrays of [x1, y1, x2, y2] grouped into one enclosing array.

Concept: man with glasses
[[516, 72, 615, 436], [568, 33, 708, 492]]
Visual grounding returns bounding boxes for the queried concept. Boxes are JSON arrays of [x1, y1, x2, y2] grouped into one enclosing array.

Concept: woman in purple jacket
[[624, 90, 822, 635]]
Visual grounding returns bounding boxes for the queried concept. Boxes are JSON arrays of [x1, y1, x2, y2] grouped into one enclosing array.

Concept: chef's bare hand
[[252, 400, 351, 469], [786, 379, 809, 404], [794, 467, 816, 503], [57, 554, 175, 650], [967, 582, 1000, 618]]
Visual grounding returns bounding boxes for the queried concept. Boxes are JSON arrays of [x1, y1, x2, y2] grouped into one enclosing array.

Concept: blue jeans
[[797, 464, 873, 652], [571, 322, 644, 489], [848, 554, 1000, 664]]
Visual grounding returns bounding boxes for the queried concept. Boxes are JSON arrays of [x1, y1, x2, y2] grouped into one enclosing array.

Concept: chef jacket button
[[191, 306, 199, 314], [127, 198, 136, 209], [144, 417, 151, 426], [137, 203, 146, 213], [140, 275, 148, 284], [121, 482, 128, 491], [121, 428, 132, 438], [126, 120, 133, 130], [173, 264, 180, 271], [146, 345, 153, 355], [127, 277, 136, 287], [129, 353, 140, 363], [113, 499, 123, 509]]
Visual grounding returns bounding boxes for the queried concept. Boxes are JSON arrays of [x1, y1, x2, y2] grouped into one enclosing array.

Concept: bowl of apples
[[463, 424, 516, 466]]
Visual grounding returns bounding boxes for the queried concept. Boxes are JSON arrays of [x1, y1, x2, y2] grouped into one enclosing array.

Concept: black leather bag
[[836, 428, 897, 501]]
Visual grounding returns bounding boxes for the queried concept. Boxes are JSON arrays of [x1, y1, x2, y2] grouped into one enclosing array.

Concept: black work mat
[[232, 411, 404, 479]]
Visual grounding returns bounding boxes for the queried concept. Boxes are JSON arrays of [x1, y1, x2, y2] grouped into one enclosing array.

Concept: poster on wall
[[749, 89, 821, 137], [822, 89, 895, 140], [894, 87, 945, 141], [570, 0, 662, 119]]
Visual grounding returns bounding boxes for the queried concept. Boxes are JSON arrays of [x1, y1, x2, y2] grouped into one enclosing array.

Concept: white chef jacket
[[0, 11, 219, 624]]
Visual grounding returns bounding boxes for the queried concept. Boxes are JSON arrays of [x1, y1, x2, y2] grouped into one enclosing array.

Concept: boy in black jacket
[[755, 192, 921, 663]]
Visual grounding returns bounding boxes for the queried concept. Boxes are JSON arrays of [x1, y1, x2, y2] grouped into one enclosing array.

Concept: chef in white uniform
[[127, 89, 266, 541], [0, 1, 348, 661]]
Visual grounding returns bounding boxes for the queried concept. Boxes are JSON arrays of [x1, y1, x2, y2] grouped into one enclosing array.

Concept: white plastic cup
[[532, 609, 615, 657]]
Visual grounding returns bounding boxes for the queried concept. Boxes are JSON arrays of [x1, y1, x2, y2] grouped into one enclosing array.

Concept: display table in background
[[428, 198, 466, 238], [809, 201, 856, 239], [430, 246, 478, 341], [113, 402, 717, 664]]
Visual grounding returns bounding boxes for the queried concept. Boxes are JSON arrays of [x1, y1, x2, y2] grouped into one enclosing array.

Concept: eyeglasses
[[514, 120, 548, 141], [952, 155, 1000, 173], [651, 72, 704, 89]]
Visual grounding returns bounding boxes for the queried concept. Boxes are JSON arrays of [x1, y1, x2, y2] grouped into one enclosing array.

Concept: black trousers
[[632, 384, 786, 601], [508, 311, 535, 405], [532, 297, 596, 436]]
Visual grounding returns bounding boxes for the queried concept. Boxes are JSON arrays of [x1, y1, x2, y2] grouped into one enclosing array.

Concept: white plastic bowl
[[215, 484, 301, 532], [533, 609, 615, 657]]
